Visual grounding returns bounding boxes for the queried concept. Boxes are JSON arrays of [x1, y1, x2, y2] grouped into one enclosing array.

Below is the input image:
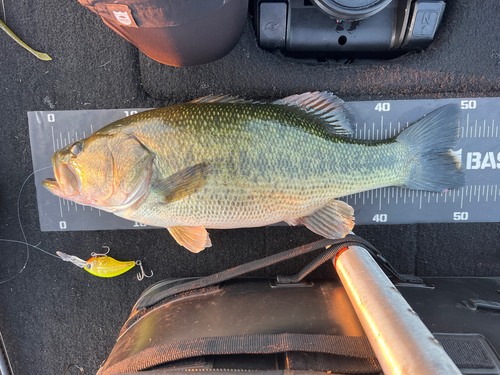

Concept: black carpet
[[0, 0, 499, 374]]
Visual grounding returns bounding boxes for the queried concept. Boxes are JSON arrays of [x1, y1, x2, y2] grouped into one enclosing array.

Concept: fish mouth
[[42, 177, 64, 196], [42, 153, 81, 197]]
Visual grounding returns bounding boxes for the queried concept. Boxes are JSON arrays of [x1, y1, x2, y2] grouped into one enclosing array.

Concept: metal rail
[[334, 245, 461, 375]]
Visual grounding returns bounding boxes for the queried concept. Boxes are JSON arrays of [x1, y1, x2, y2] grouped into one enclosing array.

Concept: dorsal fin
[[190, 94, 260, 105], [273, 91, 354, 136]]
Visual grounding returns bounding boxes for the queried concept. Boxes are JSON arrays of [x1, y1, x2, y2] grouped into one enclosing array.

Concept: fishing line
[[1, 166, 153, 283], [0, 166, 58, 284], [1, 0, 5, 23]]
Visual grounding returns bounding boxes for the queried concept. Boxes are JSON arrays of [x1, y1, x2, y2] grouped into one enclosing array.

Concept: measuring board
[[28, 98, 500, 232]]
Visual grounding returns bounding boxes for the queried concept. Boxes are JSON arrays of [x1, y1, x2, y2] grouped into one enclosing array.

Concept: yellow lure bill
[[56, 248, 152, 279]]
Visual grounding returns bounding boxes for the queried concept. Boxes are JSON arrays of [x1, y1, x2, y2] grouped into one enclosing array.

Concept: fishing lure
[[0, 18, 52, 61], [0, 167, 153, 284], [57, 247, 153, 280]]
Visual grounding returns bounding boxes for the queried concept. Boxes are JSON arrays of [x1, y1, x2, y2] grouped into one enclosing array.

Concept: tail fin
[[397, 104, 466, 192]]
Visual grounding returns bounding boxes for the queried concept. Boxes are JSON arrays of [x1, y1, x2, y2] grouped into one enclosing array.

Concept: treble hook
[[91, 245, 111, 258], [135, 260, 153, 281]]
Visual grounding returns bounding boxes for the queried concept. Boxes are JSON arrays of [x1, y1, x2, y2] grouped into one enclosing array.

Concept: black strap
[[137, 234, 423, 309], [98, 333, 380, 375], [278, 234, 423, 284]]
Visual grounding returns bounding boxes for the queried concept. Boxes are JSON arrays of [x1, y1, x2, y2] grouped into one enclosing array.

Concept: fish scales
[[43, 92, 465, 252], [117, 102, 407, 228]]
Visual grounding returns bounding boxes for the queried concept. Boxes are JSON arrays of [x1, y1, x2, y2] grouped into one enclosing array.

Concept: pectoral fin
[[289, 200, 355, 239], [168, 226, 212, 253], [153, 163, 210, 204]]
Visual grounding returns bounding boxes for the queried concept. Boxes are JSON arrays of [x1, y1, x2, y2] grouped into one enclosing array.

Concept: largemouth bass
[[42, 92, 465, 252]]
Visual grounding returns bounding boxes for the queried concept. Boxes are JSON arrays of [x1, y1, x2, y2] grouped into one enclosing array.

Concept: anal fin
[[168, 226, 212, 253], [294, 200, 355, 239]]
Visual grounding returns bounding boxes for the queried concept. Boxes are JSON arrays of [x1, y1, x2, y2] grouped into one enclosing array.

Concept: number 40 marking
[[375, 103, 390, 112], [372, 214, 388, 223]]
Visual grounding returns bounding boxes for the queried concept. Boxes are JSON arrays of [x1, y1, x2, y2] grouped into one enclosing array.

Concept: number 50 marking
[[460, 100, 476, 110], [453, 212, 469, 221]]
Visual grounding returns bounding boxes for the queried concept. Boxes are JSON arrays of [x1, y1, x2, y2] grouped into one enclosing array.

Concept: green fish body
[[43, 92, 465, 252]]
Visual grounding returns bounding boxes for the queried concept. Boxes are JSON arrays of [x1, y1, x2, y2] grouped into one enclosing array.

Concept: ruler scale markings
[[466, 113, 469, 138], [59, 197, 63, 218], [381, 116, 383, 140], [51, 126, 56, 152], [379, 189, 382, 211]]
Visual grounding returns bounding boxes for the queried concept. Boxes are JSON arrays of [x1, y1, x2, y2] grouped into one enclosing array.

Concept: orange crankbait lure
[[56, 247, 152, 279]]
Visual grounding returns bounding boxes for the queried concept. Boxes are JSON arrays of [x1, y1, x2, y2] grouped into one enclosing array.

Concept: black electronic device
[[254, 0, 446, 59]]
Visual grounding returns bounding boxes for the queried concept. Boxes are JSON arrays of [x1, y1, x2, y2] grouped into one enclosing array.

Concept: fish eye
[[85, 264, 91, 270], [71, 142, 83, 156]]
